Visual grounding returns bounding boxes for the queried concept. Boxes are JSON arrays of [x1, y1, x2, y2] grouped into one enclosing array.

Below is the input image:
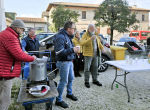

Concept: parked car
[[36, 32, 55, 41], [98, 34, 113, 72], [115, 34, 136, 46], [130, 30, 150, 41]]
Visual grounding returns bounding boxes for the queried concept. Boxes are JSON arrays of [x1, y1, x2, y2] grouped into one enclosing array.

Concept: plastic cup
[[125, 55, 130, 64]]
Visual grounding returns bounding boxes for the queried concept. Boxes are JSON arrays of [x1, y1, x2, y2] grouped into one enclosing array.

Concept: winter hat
[[10, 19, 25, 29]]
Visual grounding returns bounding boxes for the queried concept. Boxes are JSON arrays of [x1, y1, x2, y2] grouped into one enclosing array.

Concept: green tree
[[49, 23, 57, 33], [51, 5, 79, 31], [94, 0, 138, 45], [132, 25, 139, 30]]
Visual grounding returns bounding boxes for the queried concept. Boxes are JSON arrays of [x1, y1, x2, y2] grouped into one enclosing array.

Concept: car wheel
[[98, 55, 109, 72]]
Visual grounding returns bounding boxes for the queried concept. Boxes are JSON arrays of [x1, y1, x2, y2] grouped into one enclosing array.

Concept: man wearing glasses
[[0, 19, 36, 110], [54, 21, 79, 108]]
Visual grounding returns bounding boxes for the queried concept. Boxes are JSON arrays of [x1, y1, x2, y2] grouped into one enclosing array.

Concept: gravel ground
[[12, 51, 150, 110], [52, 66, 150, 110], [12, 66, 150, 110]]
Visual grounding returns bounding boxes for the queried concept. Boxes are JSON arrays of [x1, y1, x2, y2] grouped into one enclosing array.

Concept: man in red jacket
[[0, 19, 36, 110]]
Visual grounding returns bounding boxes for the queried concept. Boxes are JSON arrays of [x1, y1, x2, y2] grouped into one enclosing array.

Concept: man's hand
[[73, 47, 80, 53], [32, 55, 37, 61], [91, 35, 96, 40]]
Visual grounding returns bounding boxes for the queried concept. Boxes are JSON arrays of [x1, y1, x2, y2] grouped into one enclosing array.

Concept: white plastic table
[[106, 59, 150, 102]]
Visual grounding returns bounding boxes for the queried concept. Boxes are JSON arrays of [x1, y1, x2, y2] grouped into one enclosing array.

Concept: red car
[[130, 30, 150, 41]]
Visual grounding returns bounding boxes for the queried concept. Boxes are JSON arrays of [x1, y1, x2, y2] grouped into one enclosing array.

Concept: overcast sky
[[4, 0, 150, 17]]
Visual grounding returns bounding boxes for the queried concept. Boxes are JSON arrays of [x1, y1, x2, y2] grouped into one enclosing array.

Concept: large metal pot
[[29, 56, 48, 81]]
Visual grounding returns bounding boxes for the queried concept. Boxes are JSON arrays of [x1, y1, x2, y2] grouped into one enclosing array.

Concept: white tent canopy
[[0, 0, 6, 31]]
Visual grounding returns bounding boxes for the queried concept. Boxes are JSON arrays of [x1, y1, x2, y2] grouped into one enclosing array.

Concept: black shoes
[[85, 81, 102, 88], [77, 73, 82, 77], [75, 73, 82, 77], [93, 81, 102, 86], [55, 94, 78, 108], [55, 100, 69, 108], [85, 82, 90, 88], [66, 94, 78, 101]]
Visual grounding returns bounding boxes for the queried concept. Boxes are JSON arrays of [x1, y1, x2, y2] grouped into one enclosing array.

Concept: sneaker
[[66, 94, 78, 101], [55, 100, 69, 108], [85, 82, 90, 88], [93, 81, 102, 86]]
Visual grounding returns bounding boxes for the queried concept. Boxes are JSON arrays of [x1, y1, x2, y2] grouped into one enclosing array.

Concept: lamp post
[[0, 0, 6, 31]]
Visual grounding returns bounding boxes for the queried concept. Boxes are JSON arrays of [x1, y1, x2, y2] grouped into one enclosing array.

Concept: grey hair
[[28, 28, 35, 32], [74, 31, 80, 37], [75, 31, 79, 35], [88, 24, 95, 30]]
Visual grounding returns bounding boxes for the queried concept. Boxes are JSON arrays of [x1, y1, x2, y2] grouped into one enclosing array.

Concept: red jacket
[[0, 27, 34, 78]]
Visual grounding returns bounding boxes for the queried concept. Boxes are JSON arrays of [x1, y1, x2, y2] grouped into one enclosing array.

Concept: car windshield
[[119, 37, 136, 42], [36, 34, 54, 41], [131, 32, 139, 36]]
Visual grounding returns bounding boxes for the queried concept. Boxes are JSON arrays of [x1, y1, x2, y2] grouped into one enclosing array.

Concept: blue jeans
[[56, 61, 74, 102]]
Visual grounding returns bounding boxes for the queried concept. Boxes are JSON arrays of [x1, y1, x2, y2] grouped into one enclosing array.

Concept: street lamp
[[0, 0, 6, 31]]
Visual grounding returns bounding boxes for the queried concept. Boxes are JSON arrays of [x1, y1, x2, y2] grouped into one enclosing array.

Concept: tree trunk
[[110, 28, 114, 45]]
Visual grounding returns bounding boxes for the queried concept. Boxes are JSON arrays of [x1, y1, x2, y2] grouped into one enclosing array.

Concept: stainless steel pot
[[29, 56, 48, 81]]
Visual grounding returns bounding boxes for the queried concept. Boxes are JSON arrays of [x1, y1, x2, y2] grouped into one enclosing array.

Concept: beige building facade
[[16, 17, 48, 32], [42, 2, 150, 40]]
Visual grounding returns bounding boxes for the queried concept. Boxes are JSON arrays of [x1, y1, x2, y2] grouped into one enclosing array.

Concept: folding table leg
[[124, 71, 130, 102], [111, 67, 130, 102], [111, 68, 118, 90]]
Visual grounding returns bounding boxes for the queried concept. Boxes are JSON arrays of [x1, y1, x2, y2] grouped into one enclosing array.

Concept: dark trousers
[[73, 54, 82, 76]]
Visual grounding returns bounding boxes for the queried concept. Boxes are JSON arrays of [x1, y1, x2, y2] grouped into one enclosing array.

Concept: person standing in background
[[21, 28, 40, 80], [21, 28, 40, 55], [72, 31, 82, 77], [80, 24, 104, 88]]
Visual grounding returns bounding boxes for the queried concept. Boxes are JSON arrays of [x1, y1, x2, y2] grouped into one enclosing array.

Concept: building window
[[36, 27, 44, 31], [142, 15, 145, 21], [82, 11, 86, 19]]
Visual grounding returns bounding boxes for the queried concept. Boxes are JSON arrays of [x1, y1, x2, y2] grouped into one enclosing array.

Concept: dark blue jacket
[[54, 29, 75, 61], [22, 35, 40, 52]]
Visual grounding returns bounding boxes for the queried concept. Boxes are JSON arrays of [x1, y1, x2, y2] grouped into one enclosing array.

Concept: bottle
[[116, 84, 118, 88]]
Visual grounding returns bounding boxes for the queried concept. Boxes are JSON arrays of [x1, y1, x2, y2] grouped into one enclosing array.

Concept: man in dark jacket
[[54, 21, 80, 108], [21, 28, 40, 79], [0, 19, 36, 110], [22, 28, 40, 54]]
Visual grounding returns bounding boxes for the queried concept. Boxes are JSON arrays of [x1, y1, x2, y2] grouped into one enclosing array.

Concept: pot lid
[[31, 56, 48, 64]]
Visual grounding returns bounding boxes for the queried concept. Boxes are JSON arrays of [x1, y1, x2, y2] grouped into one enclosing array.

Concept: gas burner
[[26, 77, 50, 92]]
